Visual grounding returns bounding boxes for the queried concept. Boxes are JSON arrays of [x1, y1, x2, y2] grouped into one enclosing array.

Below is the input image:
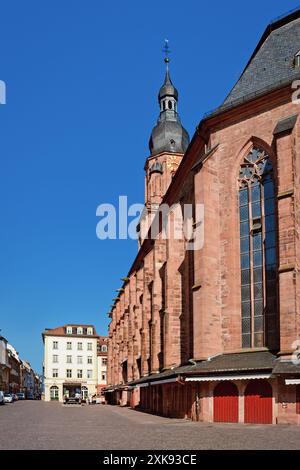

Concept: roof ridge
[[270, 6, 300, 25]]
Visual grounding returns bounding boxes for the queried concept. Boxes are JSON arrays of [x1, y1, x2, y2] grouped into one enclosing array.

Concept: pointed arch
[[233, 136, 277, 185], [237, 139, 279, 350]]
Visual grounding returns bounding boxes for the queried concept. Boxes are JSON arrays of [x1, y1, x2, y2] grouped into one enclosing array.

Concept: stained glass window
[[239, 147, 278, 349]]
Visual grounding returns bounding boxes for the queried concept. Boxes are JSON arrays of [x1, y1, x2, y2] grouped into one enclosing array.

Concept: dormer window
[[294, 51, 300, 68], [66, 326, 72, 334], [77, 327, 83, 335], [101, 345, 108, 353], [87, 327, 93, 335]]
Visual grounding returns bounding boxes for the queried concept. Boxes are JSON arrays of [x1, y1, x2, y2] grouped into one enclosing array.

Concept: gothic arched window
[[239, 147, 278, 350]]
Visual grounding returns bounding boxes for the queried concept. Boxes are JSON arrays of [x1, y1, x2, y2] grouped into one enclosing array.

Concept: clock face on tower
[[166, 155, 179, 172]]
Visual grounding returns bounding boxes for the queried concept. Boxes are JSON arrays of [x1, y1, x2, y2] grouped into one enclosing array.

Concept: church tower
[[145, 43, 190, 210]]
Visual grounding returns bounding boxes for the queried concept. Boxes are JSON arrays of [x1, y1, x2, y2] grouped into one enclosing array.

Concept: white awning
[[285, 379, 300, 385], [136, 378, 178, 387], [185, 373, 271, 382], [149, 378, 178, 386]]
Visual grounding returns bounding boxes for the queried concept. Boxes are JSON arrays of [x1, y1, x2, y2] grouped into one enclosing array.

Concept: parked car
[[4, 393, 13, 403], [63, 393, 82, 405], [12, 394, 18, 401], [16, 392, 25, 400], [26, 393, 34, 400], [0, 391, 5, 405]]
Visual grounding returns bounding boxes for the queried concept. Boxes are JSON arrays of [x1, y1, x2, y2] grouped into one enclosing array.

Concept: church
[[106, 8, 300, 424]]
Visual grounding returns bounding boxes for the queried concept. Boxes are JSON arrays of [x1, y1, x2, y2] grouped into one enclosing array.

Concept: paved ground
[[0, 400, 300, 450]]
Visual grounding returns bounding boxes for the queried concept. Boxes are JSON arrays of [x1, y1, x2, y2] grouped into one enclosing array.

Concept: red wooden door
[[296, 384, 300, 415], [244, 380, 272, 424], [213, 382, 239, 423]]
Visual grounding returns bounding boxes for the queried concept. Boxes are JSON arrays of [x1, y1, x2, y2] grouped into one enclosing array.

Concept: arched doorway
[[213, 382, 239, 423], [81, 386, 88, 401], [50, 386, 59, 401], [244, 380, 272, 424]]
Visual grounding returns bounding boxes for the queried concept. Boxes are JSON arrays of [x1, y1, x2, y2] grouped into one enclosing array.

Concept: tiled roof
[[42, 324, 98, 338], [222, 9, 300, 107], [182, 351, 277, 376], [273, 361, 300, 375], [129, 368, 178, 386], [126, 352, 277, 386], [97, 336, 108, 343]]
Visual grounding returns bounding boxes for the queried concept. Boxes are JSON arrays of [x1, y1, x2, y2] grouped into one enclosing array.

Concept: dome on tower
[[158, 67, 178, 101], [149, 120, 190, 155], [149, 57, 189, 156]]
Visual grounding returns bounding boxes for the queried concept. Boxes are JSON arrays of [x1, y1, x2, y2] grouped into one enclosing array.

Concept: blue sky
[[0, 0, 299, 372]]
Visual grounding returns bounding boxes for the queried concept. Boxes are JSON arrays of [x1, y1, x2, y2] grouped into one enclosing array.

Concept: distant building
[[34, 373, 42, 398], [42, 325, 99, 402], [7, 344, 21, 393], [0, 336, 9, 391], [21, 360, 35, 398], [97, 337, 108, 394], [0, 339, 39, 396]]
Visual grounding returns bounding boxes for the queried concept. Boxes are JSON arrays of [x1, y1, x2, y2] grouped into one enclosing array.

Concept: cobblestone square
[[1, 401, 299, 450]]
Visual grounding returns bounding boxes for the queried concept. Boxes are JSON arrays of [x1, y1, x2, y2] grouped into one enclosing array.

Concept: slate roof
[[125, 352, 278, 387], [158, 66, 178, 101], [272, 361, 300, 375], [111, 353, 300, 390], [149, 62, 190, 156], [129, 368, 178, 386], [182, 351, 277, 376], [222, 9, 300, 107]]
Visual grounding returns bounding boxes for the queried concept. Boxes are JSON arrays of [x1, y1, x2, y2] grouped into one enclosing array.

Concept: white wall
[[0, 339, 8, 366], [97, 356, 107, 385], [44, 334, 98, 402]]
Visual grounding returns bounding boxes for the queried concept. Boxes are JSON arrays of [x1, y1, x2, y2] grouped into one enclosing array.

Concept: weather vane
[[162, 39, 171, 63]]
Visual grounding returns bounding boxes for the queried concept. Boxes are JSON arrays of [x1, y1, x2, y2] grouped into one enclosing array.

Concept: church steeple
[[158, 56, 178, 112], [139, 41, 190, 229], [149, 41, 190, 156]]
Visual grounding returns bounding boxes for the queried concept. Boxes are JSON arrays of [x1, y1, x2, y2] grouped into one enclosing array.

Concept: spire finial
[[162, 39, 170, 64]]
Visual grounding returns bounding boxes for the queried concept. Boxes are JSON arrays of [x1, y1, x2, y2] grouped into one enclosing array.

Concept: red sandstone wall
[[108, 92, 300, 389]]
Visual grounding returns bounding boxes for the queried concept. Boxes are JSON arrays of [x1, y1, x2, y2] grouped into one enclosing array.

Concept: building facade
[[107, 10, 300, 424], [43, 325, 99, 402], [0, 339, 40, 396], [20, 360, 35, 398], [34, 374, 43, 398], [7, 344, 21, 394], [0, 336, 10, 391], [97, 337, 108, 394]]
